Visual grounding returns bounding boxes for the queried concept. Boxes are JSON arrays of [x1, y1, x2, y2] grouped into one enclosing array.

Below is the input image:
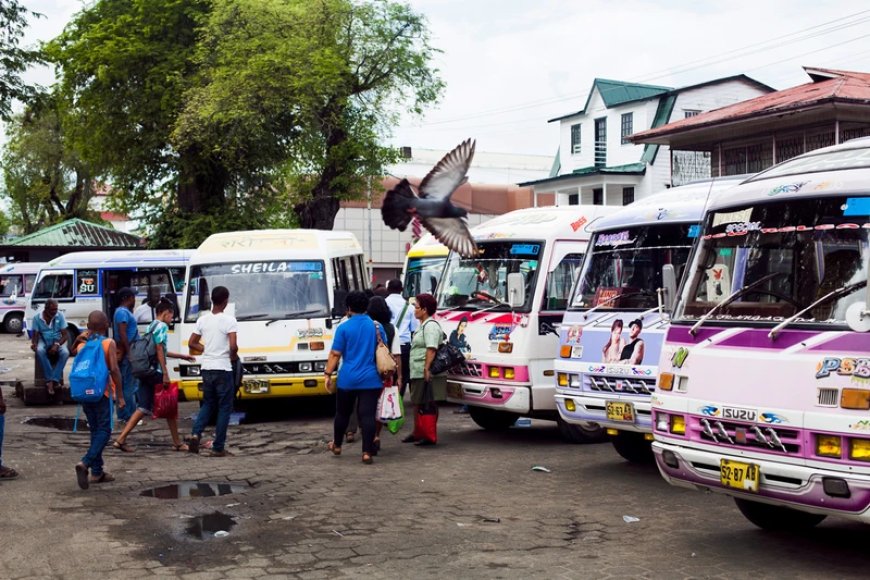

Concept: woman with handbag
[[324, 291, 389, 464], [404, 293, 447, 446], [112, 299, 195, 453]]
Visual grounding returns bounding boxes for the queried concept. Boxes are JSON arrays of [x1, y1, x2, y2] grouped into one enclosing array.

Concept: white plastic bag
[[377, 385, 403, 422]]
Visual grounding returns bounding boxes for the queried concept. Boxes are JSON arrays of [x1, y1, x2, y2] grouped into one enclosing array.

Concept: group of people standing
[[325, 279, 448, 464]]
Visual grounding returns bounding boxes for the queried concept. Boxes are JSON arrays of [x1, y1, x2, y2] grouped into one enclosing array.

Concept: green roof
[[549, 78, 672, 122], [549, 147, 561, 178], [640, 94, 677, 165], [519, 163, 646, 187], [8, 219, 143, 248]]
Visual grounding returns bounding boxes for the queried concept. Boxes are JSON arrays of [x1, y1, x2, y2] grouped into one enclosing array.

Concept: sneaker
[[187, 435, 200, 454]]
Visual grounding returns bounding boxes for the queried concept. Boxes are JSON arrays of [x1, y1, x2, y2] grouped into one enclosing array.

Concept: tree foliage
[[46, 0, 443, 247], [0, 0, 42, 120], [1, 94, 100, 234]]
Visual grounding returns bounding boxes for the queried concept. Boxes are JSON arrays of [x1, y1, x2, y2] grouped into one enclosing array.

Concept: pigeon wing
[[418, 139, 475, 201], [422, 216, 478, 259]]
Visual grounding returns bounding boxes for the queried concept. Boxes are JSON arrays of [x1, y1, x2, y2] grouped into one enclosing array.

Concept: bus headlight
[[557, 373, 568, 387], [670, 415, 686, 435], [315, 361, 326, 372], [183, 365, 201, 377], [299, 362, 313, 372], [816, 435, 842, 458], [656, 413, 669, 432], [489, 367, 501, 378], [849, 438, 870, 461], [503, 368, 515, 380]]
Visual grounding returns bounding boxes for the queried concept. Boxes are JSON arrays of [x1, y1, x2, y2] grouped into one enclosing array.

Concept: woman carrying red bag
[[404, 293, 446, 446], [112, 299, 195, 453]]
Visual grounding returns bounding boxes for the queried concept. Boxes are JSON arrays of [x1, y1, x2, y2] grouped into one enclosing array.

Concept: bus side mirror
[[846, 303, 870, 333], [332, 289, 348, 319], [662, 264, 677, 312], [507, 273, 525, 308]]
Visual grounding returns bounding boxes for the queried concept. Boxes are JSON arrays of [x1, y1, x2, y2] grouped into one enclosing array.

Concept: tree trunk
[[294, 103, 347, 230], [177, 147, 229, 214]]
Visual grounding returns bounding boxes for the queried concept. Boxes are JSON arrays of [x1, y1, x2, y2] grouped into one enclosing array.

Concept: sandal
[[112, 440, 135, 453], [372, 438, 381, 456], [75, 463, 89, 490], [327, 441, 342, 456], [362, 452, 373, 464], [345, 431, 356, 443], [89, 472, 115, 484], [45, 381, 56, 396], [0, 466, 19, 480], [187, 435, 200, 454], [173, 443, 189, 452]]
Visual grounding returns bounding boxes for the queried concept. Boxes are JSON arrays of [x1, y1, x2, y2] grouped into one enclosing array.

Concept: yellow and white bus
[[402, 234, 449, 299], [177, 229, 368, 401]]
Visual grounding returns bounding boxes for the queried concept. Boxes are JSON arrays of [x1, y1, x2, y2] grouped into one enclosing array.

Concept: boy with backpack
[[112, 299, 195, 452], [70, 311, 124, 490]]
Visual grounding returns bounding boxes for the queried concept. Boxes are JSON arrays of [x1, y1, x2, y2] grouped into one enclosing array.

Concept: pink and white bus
[[652, 138, 870, 529]]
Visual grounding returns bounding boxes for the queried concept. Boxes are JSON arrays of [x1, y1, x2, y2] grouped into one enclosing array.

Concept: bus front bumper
[[446, 379, 531, 413], [180, 375, 329, 401], [555, 392, 652, 434]]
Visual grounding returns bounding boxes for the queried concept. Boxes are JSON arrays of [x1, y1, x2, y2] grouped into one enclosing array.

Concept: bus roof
[[708, 138, 870, 211], [470, 205, 618, 241], [407, 234, 449, 259], [192, 229, 363, 263], [0, 262, 45, 275], [44, 250, 193, 269], [591, 177, 746, 231]]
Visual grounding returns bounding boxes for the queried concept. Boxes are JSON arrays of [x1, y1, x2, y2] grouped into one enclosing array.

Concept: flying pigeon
[[381, 139, 478, 258]]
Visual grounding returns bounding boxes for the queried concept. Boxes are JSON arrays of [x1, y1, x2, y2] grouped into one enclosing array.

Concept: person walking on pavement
[[323, 291, 389, 464], [73, 311, 125, 489], [30, 299, 70, 397], [112, 299, 196, 452], [404, 293, 446, 446], [385, 279, 417, 397], [112, 287, 139, 422], [0, 386, 19, 480], [187, 286, 238, 457]]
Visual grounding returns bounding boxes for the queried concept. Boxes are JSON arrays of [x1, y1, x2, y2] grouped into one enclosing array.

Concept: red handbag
[[412, 380, 438, 443], [152, 382, 179, 420]]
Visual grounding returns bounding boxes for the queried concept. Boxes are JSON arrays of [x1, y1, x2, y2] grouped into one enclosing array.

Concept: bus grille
[[584, 375, 655, 395], [453, 362, 482, 378], [690, 416, 801, 455]]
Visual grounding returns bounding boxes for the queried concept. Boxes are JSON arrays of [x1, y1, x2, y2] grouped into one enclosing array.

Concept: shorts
[[136, 374, 162, 415]]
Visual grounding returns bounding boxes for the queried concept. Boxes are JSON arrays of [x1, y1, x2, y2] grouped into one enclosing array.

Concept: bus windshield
[[435, 241, 543, 313], [677, 196, 869, 326], [570, 224, 695, 310], [185, 261, 329, 322], [404, 256, 446, 298]]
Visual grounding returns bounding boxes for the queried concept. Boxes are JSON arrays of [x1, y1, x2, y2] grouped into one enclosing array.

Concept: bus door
[[101, 267, 181, 335]]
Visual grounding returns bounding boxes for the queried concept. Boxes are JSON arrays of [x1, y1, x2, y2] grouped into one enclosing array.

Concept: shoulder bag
[[374, 321, 397, 376]]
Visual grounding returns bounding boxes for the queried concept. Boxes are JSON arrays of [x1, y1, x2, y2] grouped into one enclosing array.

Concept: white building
[[521, 75, 774, 206]]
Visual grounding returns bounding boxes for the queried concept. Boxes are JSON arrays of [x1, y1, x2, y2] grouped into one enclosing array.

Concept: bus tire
[[611, 431, 654, 463], [4, 313, 24, 334], [468, 406, 518, 431], [734, 498, 826, 531], [556, 415, 606, 443]]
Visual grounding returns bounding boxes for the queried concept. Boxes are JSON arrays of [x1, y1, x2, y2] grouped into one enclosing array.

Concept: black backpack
[[129, 322, 158, 379]]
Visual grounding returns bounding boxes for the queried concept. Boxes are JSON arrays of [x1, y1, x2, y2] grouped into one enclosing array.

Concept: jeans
[[81, 396, 112, 476], [117, 357, 138, 421], [0, 414, 5, 467], [333, 388, 381, 455], [36, 341, 70, 384], [193, 370, 234, 452]]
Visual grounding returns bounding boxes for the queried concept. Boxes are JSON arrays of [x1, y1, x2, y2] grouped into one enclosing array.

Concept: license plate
[[606, 401, 634, 422], [447, 382, 463, 399], [242, 379, 269, 394], [720, 459, 760, 493]]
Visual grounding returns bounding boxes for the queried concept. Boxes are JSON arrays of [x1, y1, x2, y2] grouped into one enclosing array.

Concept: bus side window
[[543, 253, 584, 311], [25, 274, 36, 294], [34, 272, 74, 301]]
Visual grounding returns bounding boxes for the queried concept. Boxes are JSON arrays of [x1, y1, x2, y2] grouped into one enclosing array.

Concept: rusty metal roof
[[7, 219, 143, 248], [631, 67, 870, 143]]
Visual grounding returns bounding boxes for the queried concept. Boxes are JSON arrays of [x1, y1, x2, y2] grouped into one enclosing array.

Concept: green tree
[[0, 208, 9, 238], [47, 0, 442, 247], [0, 0, 42, 120], [1, 94, 100, 233]]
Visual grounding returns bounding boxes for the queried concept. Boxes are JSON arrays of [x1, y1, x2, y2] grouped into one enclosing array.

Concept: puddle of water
[[186, 512, 236, 540], [140, 482, 249, 499], [23, 416, 87, 431]]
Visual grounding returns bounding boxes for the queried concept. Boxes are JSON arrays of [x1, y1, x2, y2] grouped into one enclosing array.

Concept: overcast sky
[[12, 0, 870, 157]]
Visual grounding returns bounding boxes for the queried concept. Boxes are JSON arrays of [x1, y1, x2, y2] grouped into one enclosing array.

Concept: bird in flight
[[381, 139, 478, 258]]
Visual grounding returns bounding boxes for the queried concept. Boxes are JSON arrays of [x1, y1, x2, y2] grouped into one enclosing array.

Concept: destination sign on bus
[[228, 261, 323, 275]]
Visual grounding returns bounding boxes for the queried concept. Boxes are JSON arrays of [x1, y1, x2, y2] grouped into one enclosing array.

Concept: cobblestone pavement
[[1, 333, 869, 579]]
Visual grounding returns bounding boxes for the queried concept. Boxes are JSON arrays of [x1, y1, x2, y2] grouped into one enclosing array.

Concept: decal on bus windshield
[[229, 261, 323, 274]]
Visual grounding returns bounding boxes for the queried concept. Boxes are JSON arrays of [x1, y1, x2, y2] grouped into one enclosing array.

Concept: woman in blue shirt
[[324, 291, 388, 464]]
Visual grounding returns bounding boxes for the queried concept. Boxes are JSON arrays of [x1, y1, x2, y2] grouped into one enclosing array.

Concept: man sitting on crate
[[30, 299, 70, 397]]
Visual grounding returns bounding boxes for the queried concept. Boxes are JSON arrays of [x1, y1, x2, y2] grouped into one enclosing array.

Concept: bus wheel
[[468, 406, 518, 431], [556, 415, 605, 443], [611, 431, 654, 463], [734, 498, 826, 531], [3, 313, 23, 334]]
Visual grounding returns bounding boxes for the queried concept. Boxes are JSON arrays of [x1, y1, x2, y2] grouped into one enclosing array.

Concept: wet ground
[[1, 332, 870, 579]]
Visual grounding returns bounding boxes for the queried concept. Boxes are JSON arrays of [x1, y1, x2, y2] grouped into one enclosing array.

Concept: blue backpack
[[69, 335, 110, 403]]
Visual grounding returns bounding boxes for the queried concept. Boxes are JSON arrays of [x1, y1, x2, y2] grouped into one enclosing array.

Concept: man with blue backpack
[[69, 311, 124, 490]]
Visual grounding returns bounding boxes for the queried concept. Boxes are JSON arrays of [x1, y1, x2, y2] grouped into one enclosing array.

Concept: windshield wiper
[[689, 272, 786, 336], [236, 313, 269, 321], [264, 309, 326, 326], [582, 291, 652, 320], [768, 280, 868, 339]]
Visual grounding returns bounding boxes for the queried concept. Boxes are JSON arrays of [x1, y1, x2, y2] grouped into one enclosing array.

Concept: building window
[[593, 188, 603, 205], [620, 113, 633, 144], [594, 118, 606, 167], [568, 193, 579, 206], [571, 124, 581, 155], [622, 187, 635, 205], [684, 110, 701, 118]]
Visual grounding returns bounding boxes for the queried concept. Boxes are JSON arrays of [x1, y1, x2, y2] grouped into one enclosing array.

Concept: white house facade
[[520, 75, 774, 205]]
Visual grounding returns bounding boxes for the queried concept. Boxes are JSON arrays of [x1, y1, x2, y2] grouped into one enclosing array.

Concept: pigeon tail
[[381, 179, 416, 231]]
